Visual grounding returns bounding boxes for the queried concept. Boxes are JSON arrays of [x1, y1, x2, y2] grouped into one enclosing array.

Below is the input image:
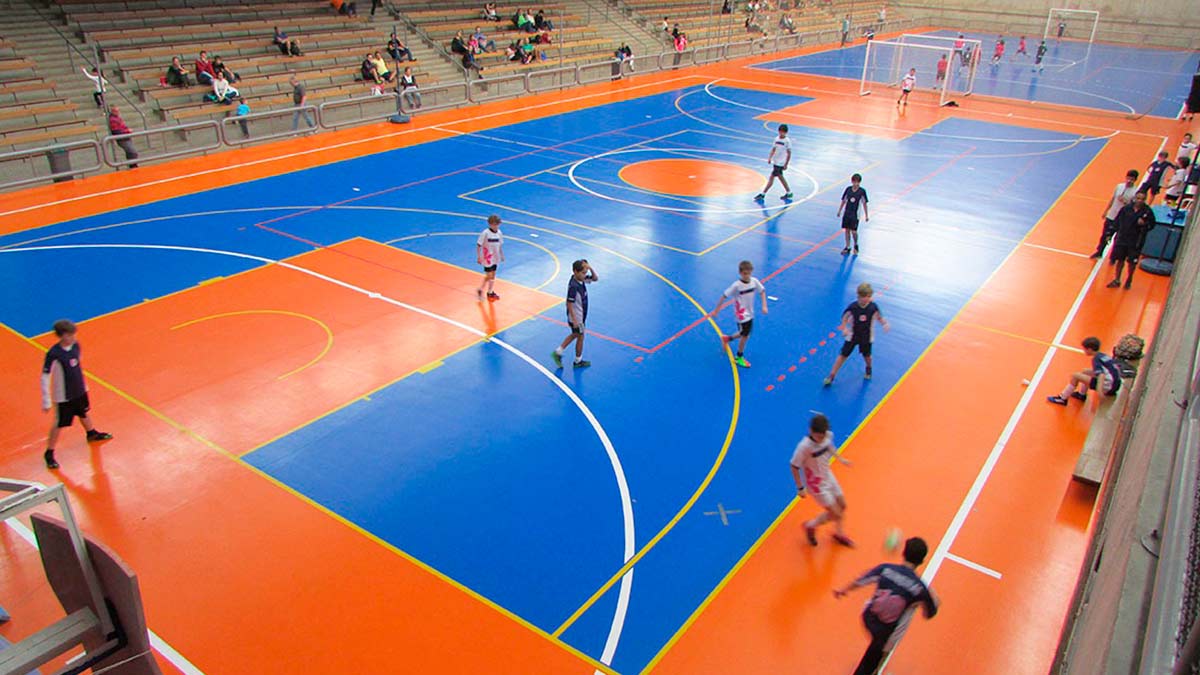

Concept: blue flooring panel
[[0, 83, 1107, 671]]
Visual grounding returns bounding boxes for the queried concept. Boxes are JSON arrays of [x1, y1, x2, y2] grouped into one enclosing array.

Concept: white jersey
[[1178, 141, 1197, 161], [901, 73, 915, 91], [1105, 182, 1137, 220], [477, 227, 503, 266], [790, 432, 842, 504], [723, 276, 765, 323], [770, 135, 792, 167]]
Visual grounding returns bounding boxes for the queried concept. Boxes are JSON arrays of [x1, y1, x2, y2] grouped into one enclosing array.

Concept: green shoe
[[551, 351, 562, 368], [781, 192, 794, 200], [574, 360, 592, 368], [823, 376, 833, 386], [734, 356, 751, 368]]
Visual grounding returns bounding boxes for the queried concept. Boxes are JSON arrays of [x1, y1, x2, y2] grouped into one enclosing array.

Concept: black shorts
[[483, 264, 497, 273], [56, 394, 91, 428], [840, 338, 871, 357], [737, 319, 753, 337], [1089, 376, 1119, 396], [842, 217, 859, 231], [1108, 243, 1140, 263], [1139, 182, 1160, 196], [770, 165, 786, 178]]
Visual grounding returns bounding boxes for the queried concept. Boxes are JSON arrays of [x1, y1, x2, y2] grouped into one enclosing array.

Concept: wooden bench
[[107, 29, 378, 70], [474, 36, 614, 64], [56, 0, 300, 10], [122, 46, 379, 87], [0, 101, 79, 127], [0, 79, 59, 105], [0, 95, 72, 110], [164, 80, 372, 123], [0, 58, 37, 80], [483, 49, 615, 76], [2, 124, 100, 152], [425, 17, 585, 39], [1072, 376, 1135, 484], [87, 15, 361, 46]]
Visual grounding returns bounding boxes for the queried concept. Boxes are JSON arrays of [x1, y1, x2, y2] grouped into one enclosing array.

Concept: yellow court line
[[640, 126, 1120, 674], [416, 360, 444, 374], [170, 309, 335, 380], [954, 318, 1086, 354], [0, 319, 618, 675], [385, 232, 562, 291]]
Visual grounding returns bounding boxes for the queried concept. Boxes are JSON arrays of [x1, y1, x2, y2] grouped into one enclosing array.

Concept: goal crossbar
[[1044, 8, 1100, 43]]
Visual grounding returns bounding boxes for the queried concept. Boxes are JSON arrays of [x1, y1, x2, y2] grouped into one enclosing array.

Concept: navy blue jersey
[[1144, 159, 1173, 188], [856, 563, 937, 626], [43, 343, 87, 402], [1092, 352, 1122, 391], [841, 186, 868, 220], [845, 301, 881, 341], [567, 277, 589, 324]]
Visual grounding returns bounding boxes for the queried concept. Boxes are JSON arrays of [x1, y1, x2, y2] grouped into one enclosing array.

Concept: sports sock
[[737, 351, 743, 357], [554, 347, 564, 356], [1060, 383, 1076, 399]]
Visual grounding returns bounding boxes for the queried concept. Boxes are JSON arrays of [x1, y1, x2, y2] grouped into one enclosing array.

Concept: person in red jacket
[[194, 50, 216, 86], [107, 106, 139, 169]]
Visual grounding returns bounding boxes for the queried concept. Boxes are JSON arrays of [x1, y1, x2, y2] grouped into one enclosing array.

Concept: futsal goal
[[860, 34, 980, 107], [1044, 8, 1100, 43]]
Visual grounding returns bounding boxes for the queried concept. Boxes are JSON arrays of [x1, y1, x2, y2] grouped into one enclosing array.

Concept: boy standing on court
[[790, 413, 854, 547], [1033, 40, 1047, 72], [838, 173, 870, 254], [825, 282, 888, 385], [476, 214, 504, 301], [41, 320, 113, 469], [1105, 190, 1154, 289], [1141, 151, 1175, 204], [755, 124, 794, 202], [834, 537, 939, 675], [935, 54, 948, 86], [1090, 169, 1139, 259], [1047, 336, 1122, 405], [1016, 35, 1027, 56], [552, 259, 599, 368], [898, 68, 915, 106], [711, 260, 767, 368]]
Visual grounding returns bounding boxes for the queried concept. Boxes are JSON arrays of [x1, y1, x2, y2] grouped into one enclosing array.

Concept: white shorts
[[804, 469, 844, 508]]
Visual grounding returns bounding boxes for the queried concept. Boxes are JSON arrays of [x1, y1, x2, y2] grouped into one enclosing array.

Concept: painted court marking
[[944, 552, 1003, 580], [0, 242, 637, 667]]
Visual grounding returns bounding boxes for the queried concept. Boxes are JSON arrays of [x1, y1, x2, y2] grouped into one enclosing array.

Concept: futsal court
[[0, 26, 1192, 675]]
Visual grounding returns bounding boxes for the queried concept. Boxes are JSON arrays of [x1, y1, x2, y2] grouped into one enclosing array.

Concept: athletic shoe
[[1070, 391, 1087, 402], [574, 360, 591, 368], [753, 193, 765, 201], [44, 450, 59, 470], [853, 246, 859, 254], [86, 430, 112, 441], [832, 533, 856, 548], [551, 351, 563, 368], [864, 366, 872, 380], [1088, 252, 1102, 259], [734, 356, 751, 368], [1047, 395, 1069, 405], [841, 247, 851, 255], [487, 292, 500, 301], [1124, 280, 1132, 290], [805, 525, 818, 546], [781, 192, 793, 200], [1106, 280, 1120, 288], [476, 289, 483, 300], [823, 376, 833, 386]]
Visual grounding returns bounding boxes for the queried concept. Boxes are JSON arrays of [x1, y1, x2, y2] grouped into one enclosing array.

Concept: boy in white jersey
[[790, 414, 854, 547], [898, 68, 915, 106], [754, 124, 794, 202], [710, 260, 767, 368], [476, 214, 505, 301]]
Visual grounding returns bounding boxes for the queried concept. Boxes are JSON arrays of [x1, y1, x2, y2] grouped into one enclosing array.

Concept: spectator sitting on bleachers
[[482, 2, 500, 21], [462, 49, 484, 76], [274, 27, 302, 56], [388, 32, 414, 61], [451, 30, 470, 56], [511, 8, 524, 29], [371, 51, 394, 82], [779, 13, 795, 33], [534, 30, 551, 45], [721, 0, 732, 13], [211, 71, 238, 104], [515, 10, 537, 33], [81, 66, 108, 108], [399, 66, 421, 108], [195, 50, 216, 86], [519, 38, 537, 64], [473, 26, 497, 52], [745, 13, 762, 33], [108, 106, 139, 168], [362, 52, 381, 83], [212, 56, 240, 83], [331, 0, 358, 16], [534, 9, 554, 31], [166, 56, 193, 87]]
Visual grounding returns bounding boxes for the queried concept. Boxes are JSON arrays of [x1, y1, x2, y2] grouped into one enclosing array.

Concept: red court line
[[880, 146, 976, 207], [533, 314, 653, 353]]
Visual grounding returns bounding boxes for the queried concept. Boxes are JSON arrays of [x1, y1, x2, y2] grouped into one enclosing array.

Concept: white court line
[[944, 552, 1003, 579], [1022, 241, 1093, 258], [4, 517, 207, 675], [0, 75, 707, 220], [0, 242, 637, 669]]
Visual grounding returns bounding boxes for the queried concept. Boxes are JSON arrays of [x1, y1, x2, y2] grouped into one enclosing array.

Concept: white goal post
[[1044, 8, 1100, 43], [860, 35, 980, 107]]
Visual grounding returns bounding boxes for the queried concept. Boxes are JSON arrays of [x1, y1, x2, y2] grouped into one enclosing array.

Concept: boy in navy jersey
[[838, 173, 870, 254], [1140, 151, 1174, 204], [552, 259, 599, 368], [834, 537, 939, 675], [1047, 336, 1122, 405], [825, 283, 888, 385], [41, 320, 112, 469]]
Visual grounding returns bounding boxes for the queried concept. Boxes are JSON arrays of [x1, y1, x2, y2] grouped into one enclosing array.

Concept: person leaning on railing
[[107, 106, 139, 169]]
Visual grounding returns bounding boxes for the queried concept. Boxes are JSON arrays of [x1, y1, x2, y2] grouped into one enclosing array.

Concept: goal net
[[1044, 8, 1100, 43], [860, 35, 980, 106]]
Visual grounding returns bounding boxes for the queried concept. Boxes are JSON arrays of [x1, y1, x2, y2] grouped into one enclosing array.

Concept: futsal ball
[[884, 527, 903, 553]]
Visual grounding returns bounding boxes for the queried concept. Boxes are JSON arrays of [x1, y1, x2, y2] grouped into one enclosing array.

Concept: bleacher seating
[[0, 35, 98, 152], [622, 0, 890, 48]]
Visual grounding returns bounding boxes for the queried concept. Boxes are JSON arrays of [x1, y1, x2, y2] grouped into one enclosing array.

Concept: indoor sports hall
[[2, 3, 1199, 675]]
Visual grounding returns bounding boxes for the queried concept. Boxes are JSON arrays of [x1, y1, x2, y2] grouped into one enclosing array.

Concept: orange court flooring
[[0, 31, 1187, 675]]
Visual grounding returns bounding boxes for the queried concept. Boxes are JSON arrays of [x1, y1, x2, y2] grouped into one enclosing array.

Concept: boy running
[[1016, 35, 1027, 55], [1033, 40, 1047, 72], [41, 320, 113, 469], [1140, 151, 1175, 204], [935, 54, 948, 85], [897, 68, 915, 106], [991, 37, 1005, 65], [1047, 336, 1122, 405], [834, 537, 939, 675], [755, 124, 793, 202], [552, 259, 599, 368], [711, 260, 767, 368], [476, 214, 504, 301], [825, 282, 888, 385], [790, 413, 854, 547], [1105, 190, 1154, 290], [838, 173, 870, 254]]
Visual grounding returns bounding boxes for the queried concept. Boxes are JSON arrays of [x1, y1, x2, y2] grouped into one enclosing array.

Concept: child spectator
[[711, 260, 768, 368], [1165, 156, 1191, 205], [552, 259, 600, 369], [1047, 336, 1122, 405], [81, 66, 108, 107], [825, 282, 889, 385], [399, 66, 421, 109], [233, 97, 250, 137], [211, 71, 239, 104], [165, 56, 192, 87], [1105, 190, 1154, 290], [1141, 151, 1175, 204], [212, 56, 240, 83], [194, 50, 216, 86], [40, 319, 113, 470], [107, 106, 138, 168]]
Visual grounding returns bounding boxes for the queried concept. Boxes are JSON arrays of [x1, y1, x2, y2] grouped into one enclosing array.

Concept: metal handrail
[[0, 139, 103, 190], [385, 0, 471, 82]]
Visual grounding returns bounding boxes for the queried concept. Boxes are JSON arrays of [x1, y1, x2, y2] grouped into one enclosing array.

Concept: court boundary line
[[944, 552, 1004, 580], [170, 309, 334, 380], [384, 232, 562, 291]]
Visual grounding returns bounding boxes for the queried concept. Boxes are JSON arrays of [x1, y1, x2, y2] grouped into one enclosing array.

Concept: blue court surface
[[0, 82, 1109, 671], [756, 30, 1200, 117]]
